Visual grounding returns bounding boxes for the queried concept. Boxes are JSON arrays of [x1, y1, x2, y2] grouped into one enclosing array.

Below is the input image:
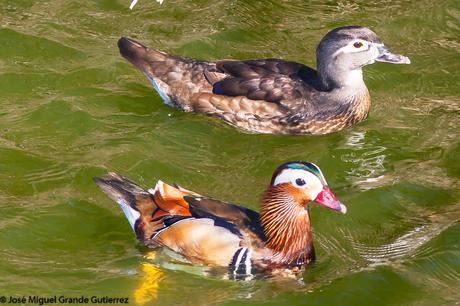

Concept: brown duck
[[94, 161, 346, 277], [118, 26, 410, 135]]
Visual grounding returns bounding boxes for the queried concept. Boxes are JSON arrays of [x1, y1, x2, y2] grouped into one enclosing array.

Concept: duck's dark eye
[[295, 178, 306, 186], [353, 42, 363, 48]]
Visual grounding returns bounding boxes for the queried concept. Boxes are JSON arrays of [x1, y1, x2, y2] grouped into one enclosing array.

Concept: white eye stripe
[[332, 39, 374, 57], [273, 169, 324, 200], [273, 169, 321, 188]]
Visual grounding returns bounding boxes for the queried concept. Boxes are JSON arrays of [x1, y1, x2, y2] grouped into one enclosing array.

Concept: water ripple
[[339, 131, 390, 189], [347, 204, 460, 269]]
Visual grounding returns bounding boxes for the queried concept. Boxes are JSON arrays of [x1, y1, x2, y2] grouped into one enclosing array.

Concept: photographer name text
[[0, 295, 129, 305]]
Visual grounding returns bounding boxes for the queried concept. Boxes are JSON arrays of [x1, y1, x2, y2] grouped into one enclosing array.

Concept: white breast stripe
[[233, 247, 247, 275], [245, 248, 253, 276]]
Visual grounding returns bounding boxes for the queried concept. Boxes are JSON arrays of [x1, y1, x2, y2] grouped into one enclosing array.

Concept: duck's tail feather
[[117, 37, 216, 110], [94, 173, 194, 245], [118, 37, 176, 106], [118, 37, 168, 73], [93, 172, 154, 231]]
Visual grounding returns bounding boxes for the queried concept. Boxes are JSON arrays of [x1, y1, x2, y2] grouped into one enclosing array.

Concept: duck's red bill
[[315, 187, 347, 214]]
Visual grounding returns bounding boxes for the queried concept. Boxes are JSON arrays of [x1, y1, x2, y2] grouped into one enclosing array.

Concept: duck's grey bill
[[376, 52, 411, 64]]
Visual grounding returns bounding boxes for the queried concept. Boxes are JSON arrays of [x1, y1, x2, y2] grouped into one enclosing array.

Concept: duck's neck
[[259, 185, 315, 267], [315, 62, 370, 128], [317, 60, 366, 91]]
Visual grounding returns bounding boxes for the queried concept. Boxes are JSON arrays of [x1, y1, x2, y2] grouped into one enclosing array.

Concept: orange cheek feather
[[282, 184, 312, 206]]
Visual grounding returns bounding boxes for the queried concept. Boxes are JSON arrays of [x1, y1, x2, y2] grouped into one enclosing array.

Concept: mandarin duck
[[117, 26, 410, 135], [94, 161, 346, 277]]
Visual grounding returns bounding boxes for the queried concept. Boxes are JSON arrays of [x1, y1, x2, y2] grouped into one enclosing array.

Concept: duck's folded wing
[[183, 195, 265, 241], [217, 59, 313, 79], [208, 59, 320, 106]]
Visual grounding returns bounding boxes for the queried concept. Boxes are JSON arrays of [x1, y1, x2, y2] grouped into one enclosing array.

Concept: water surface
[[0, 0, 459, 305]]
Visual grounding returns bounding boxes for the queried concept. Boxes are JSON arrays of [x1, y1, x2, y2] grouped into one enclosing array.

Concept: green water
[[0, 0, 459, 305]]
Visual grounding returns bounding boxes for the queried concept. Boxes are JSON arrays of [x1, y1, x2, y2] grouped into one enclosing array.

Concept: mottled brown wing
[[212, 59, 321, 105], [217, 59, 309, 78]]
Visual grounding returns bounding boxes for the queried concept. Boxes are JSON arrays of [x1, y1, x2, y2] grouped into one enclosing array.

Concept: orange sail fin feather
[[149, 181, 193, 220]]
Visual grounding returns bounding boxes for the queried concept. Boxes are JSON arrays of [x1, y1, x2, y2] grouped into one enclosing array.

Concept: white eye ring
[[351, 40, 368, 49], [333, 39, 370, 56]]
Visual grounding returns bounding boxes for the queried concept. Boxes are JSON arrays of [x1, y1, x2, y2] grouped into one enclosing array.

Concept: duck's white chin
[[344, 69, 364, 87]]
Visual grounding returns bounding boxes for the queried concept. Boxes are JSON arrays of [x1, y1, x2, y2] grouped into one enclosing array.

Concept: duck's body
[[118, 26, 409, 135], [94, 162, 346, 277]]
